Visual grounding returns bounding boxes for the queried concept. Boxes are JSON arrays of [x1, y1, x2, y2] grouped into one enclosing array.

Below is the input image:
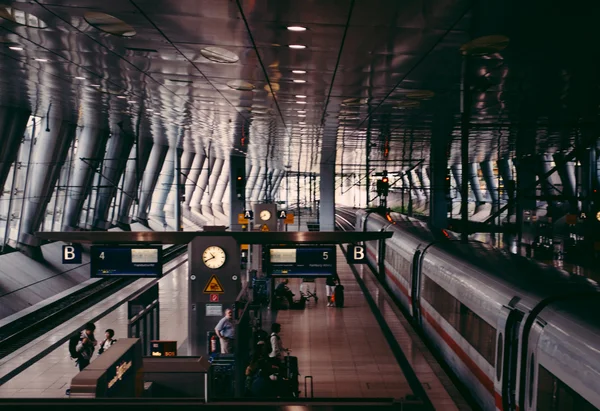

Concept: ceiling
[[0, 0, 598, 174]]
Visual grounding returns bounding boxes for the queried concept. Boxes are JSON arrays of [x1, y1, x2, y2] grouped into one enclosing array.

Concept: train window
[[537, 365, 598, 411], [529, 354, 535, 408], [496, 334, 503, 381], [460, 304, 496, 365], [421, 275, 496, 365]]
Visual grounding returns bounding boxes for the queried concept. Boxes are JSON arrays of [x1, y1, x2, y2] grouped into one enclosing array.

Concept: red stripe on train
[[365, 244, 501, 408]]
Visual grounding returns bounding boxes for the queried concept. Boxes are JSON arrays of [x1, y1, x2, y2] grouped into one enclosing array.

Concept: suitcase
[[334, 284, 345, 307], [284, 355, 299, 379]]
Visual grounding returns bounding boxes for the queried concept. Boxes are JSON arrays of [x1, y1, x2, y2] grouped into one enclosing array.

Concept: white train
[[355, 210, 600, 411]]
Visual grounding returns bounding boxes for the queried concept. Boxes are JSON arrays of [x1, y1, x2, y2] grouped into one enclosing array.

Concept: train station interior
[[0, 0, 599, 410]]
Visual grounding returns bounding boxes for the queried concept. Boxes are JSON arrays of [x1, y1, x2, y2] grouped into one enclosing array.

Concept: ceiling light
[[200, 46, 239, 64], [287, 26, 307, 32], [84, 12, 136, 37], [90, 84, 100, 87], [288, 44, 306, 49], [34, 58, 48, 62], [299, 122, 306, 125], [117, 95, 127, 99], [146, 108, 154, 112], [127, 100, 136, 104], [8, 46, 23, 51], [296, 101, 307, 104], [298, 114, 306, 117], [296, 95, 306, 98], [293, 79, 306, 83], [297, 110, 306, 113], [292, 70, 306, 74], [74, 76, 86, 80]]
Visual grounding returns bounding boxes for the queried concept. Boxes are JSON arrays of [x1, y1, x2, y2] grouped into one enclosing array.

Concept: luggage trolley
[[299, 277, 318, 303]]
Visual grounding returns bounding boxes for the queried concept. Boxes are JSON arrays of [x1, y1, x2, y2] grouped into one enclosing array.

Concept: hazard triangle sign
[[203, 274, 225, 294], [260, 224, 269, 232]]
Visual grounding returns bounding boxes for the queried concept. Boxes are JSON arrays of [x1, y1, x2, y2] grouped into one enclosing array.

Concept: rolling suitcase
[[334, 284, 345, 307]]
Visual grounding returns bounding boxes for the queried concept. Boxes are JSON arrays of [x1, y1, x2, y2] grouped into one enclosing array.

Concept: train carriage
[[352, 209, 600, 411]]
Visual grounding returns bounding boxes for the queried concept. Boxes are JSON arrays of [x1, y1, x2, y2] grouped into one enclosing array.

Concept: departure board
[[91, 246, 163, 278], [267, 246, 336, 277]]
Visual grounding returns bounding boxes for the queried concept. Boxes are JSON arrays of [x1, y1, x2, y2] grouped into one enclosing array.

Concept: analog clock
[[259, 210, 271, 221], [202, 246, 226, 269]]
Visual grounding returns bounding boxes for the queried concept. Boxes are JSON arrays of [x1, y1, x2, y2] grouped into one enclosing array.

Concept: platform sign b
[[62, 244, 82, 264], [347, 244, 367, 264]]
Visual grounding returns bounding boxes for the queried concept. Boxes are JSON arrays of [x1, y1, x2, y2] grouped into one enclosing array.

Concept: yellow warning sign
[[284, 212, 294, 224], [238, 213, 249, 224], [203, 275, 225, 294], [260, 224, 270, 232], [241, 244, 249, 250]]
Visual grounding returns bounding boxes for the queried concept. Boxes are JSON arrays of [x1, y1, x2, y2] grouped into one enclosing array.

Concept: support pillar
[[245, 164, 258, 206], [19, 116, 76, 252], [93, 120, 134, 229], [0, 107, 31, 192], [211, 157, 230, 216], [200, 157, 224, 217], [480, 160, 499, 213], [537, 153, 560, 218], [251, 167, 264, 204], [319, 153, 335, 231], [190, 152, 210, 212], [62, 121, 110, 230], [553, 153, 577, 213], [184, 149, 205, 209], [137, 144, 169, 221], [117, 130, 153, 226], [468, 163, 484, 212]]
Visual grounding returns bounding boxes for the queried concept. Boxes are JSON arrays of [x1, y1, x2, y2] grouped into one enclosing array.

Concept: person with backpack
[[69, 322, 97, 371], [98, 329, 116, 355], [66, 322, 97, 396]]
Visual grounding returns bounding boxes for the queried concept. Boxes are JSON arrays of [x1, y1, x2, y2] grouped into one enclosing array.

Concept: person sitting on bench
[[274, 279, 294, 307]]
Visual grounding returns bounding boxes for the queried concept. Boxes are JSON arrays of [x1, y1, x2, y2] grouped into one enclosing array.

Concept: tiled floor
[[273, 249, 412, 399], [0, 257, 189, 398]]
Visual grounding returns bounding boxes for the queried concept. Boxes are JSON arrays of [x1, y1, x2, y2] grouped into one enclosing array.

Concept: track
[[0, 244, 187, 360]]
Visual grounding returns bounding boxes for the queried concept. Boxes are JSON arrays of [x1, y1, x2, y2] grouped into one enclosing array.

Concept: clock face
[[202, 246, 226, 269], [259, 210, 271, 221]]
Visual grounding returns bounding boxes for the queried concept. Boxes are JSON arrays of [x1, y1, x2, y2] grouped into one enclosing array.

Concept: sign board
[[203, 274, 225, 294], [62, 244, 83, 264], [267, 245, 336, 277], [347, 244, 367, 264], [206, 303, 223, 316], [91, 246, 163, 278], [210, 294, 219, 302], [260, 224, 269, 232], [284, 213, 295, 224], [150, 340, 177, 357], [277, 210, 287, 219], [243, 210, 254, 220], [237, 213, 249, 224]]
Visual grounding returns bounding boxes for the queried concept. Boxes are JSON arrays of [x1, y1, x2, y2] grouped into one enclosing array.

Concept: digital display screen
[[267, 246, 336, 277], [91, 246, 163, 278]]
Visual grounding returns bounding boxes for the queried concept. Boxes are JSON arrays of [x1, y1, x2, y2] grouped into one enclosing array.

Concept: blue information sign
[[90, 246, 163, 278], [267, 246, 336, 277]]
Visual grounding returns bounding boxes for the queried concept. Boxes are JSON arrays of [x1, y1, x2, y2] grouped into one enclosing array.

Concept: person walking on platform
[[98, 329, 117, 355], [215, 308, 235, 354]]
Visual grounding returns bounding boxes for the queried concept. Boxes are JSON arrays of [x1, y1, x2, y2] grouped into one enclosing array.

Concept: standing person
[[75, 322, 97, 371], [215, 308, 235, 354], [325, 275, 337, 307], [66, 322, 97, 396], [268, 323, 285, 363], [98, 329, 117, 355]]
